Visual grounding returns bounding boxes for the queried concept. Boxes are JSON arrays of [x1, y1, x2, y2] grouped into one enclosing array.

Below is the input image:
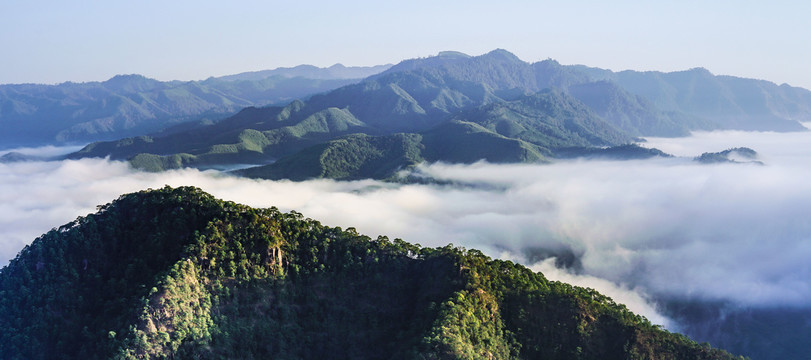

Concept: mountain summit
[[67, 49, 811, 180], [0, 186, 743, 359]]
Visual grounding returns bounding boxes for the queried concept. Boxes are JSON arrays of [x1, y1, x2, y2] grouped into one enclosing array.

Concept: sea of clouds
[[2, 129, 811, 329]]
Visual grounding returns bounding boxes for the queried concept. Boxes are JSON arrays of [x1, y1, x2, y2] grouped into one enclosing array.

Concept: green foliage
[[555, 144, 672, 160], [129, 153, 198, 172], [0, 186, 226, 359], [695, 147, 761, 164], [61, 49, 811, 179], [0, 187, 747, 359], [241, 133, 425, 180], [68, 51, 655, 180], [420, 120, 549, 164], [421, 289, 515, 359], [240, 121, 551, 181], [450, 90, 631, 149]]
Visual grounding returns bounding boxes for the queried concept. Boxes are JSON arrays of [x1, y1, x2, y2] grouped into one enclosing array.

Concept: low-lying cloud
[[416, 158, 811, 306], [2, 129, 811, 328]]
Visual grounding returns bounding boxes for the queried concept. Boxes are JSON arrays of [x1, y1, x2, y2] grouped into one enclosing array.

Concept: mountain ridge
[[0, 186, 745, 359], [0, 65, 391, 148], [216, 63, 393, 82], [63, 49, 811, 180]]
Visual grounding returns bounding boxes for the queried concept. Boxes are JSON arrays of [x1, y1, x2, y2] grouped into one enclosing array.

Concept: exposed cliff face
[[0, 186, 743, 359]]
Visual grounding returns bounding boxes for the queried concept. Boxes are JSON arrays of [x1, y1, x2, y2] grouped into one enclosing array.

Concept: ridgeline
[[68, 50, 811, 180], [0, 186, 745, 359]]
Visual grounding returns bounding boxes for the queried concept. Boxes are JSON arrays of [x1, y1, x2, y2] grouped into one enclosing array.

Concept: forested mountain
[[574, 65, 811, 131], [0, 186, 744, 359], [0, 65, 390, 148], [68, 49, 811, 180], [67, 51, 652, 179], [377, 50, 811, 133]]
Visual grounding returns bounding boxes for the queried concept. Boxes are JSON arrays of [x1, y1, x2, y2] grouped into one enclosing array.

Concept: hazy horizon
[[2, 1, 810, 89]]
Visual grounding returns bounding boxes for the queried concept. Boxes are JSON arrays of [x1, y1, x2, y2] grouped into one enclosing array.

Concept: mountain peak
[[217, 63, 390, 81], [437, 51, 471, 59], [0, 186, 743, 359], [482, 48, 522, 62], [536, 58, 562, 66], [382, 49, 527, 78], [104, 74, 157, 85], [102, 74, 163, 93], [107, 73, 149, 81], [677, 67, 714, 78]]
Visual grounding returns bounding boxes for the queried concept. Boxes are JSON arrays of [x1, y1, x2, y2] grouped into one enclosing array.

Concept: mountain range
[[0, 64, 390, 148], [67, 49, 811, 180], [3, 50, 808, 359], [0, 186, 743, 359]]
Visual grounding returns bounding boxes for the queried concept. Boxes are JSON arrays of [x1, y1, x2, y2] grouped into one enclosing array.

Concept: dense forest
[[0, 186, 746, 359]]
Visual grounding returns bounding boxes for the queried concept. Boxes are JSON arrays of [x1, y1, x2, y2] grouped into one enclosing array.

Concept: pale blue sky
[[2, 0, 809, 88]]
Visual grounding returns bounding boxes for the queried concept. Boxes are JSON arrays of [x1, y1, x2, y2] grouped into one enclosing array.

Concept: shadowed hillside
[[0, 186, 745, 359]]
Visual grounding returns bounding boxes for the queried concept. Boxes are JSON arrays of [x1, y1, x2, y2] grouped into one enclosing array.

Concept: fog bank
[[2, 129, 811, 327]]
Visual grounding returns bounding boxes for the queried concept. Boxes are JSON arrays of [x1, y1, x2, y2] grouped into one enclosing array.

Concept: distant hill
[[0, 186, 743, 359], [694, 147, 763, 164], [216, 63, 392, 82], [68, 51, 639, 178], [573, 65, 811, 131], [69, 49, 811, 180], [72, 82, 634, 180], [0, 65, 391, 148]]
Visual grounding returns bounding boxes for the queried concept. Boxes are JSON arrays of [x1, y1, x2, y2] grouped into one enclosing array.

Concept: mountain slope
[[9, 49, 811, 151], [452, 89, 631, 147], [390, 51, 811, 134], [236, 89, 632, 181], [67, 49, 811, 180], [238, 121, 550, 181], [0, 65, 388, 148], [0, 186, 743, 359], [566, 81, 696, 136], [575, 66, 811, 131], [238, 133, 426, 181], [216, 63, 393, 82], [70, 101, 372, 170], [69, 51, 635, 177]]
